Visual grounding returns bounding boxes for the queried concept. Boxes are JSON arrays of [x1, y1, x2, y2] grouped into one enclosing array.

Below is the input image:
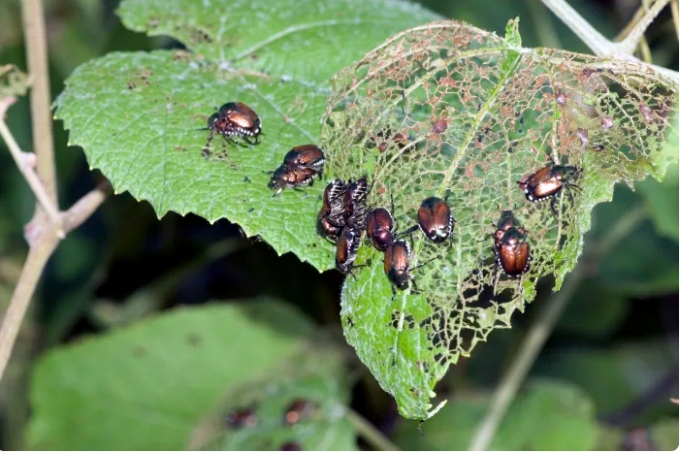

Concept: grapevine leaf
[[118, 0, 441, 84], [322, 20, 678, 419], [56, 0, 441, 271], [189, 348, 356, 451], [27, 300, 317, 450]]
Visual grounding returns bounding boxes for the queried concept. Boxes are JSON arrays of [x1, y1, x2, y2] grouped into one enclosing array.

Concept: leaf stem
[[345, 407, 401, 451], [468, 205, 647, 451]]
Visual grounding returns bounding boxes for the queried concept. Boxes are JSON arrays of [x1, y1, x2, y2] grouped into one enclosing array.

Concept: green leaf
[[592, 185, 678, 296], [637, 164, 679, 243], [394, 380, 596, 450], [534, 340, 679, 425], [56, 0, 441, 272], [651, 418, 679, 451], [504, 17, 522, 48], [118, 0, 441, 84], [27, 300, 319, 450], [325, 20, 678, 418], [189, 349, 356, 451]]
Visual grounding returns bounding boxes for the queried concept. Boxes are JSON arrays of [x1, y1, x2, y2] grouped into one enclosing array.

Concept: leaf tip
[[504, 17, 522, 48]]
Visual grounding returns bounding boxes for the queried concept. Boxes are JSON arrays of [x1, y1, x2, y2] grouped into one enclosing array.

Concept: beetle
[[336, 227, 362, 276], [404, 196, 455, 244], [492, 210, 524, 247], [283, 398, 315, 426], [494, 228, 531, 278], [279, 442, 302, 451], [213, 102, 262, 144], [366, 207, 395, 252], [283, 145, 326, 174], [384, 239, 437, 300], [517, 161, 580, 216], [268, 165, 317, 196], [317, 180, 347, 241], [343, 176, 369, 230], [225, 407, 257, 429]]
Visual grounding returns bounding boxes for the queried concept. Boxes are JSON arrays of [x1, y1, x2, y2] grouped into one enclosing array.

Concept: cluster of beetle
[[203, 101, 583, 294], [225, 398, 313, 450]]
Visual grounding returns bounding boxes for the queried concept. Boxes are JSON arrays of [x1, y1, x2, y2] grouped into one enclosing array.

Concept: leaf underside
[[56, 0, 441, 271], [322, 20, 678, 419]]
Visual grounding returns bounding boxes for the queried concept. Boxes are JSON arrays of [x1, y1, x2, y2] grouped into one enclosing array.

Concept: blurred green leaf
[[56, 0, 440, 272], [651, 417, 679, 451], [637, 164, 679, 244], [190, 348, 356, 451], [590, 186, 678, 297], [28, 300, 318, 450], [534, 340, 678, 425], [394, 380, 596, 450]]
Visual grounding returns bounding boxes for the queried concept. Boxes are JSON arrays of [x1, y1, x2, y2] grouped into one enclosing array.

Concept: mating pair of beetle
[[319, 176, 455, 298], [267, 145, 326, 195]]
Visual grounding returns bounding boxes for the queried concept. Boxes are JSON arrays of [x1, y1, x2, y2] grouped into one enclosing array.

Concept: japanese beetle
[[404, 196, 455, 244], [317, 180, 347, 241], [343, 176, 369, 230], [213, 102, 262, 144], [279, 442, 302, 451], [268, 165, 317, 196], [225, 407, 257, 429], [492, 210, 524, 247], [494, 228, 531, 278], [366, 207, 395, 252], [283, 144, 326, 174], [517, 161, 580, 216], [384, 239, 437, 299], [336, 226, 362, 275], [283, 398, 315, 426]]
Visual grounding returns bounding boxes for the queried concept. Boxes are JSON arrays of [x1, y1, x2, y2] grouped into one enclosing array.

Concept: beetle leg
[[398, 225, 419, 238], [391, 284, 397, 301], [550, 196, 559, 218], [201, 132, 215, 158]]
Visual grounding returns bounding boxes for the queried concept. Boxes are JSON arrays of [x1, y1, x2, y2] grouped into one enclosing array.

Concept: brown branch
[[22, 0, 57, 204], [0, 234, 58, 383], [0, 0, 112, 388]]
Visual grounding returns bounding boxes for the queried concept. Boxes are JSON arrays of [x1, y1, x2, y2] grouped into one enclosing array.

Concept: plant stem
[[345, 407, 401, 451], [0, 236, 58, 384], [468, 205, 647, 451], [539, 0, 614, 56], [0, 117, 63, 237], [22, 0, 57, 204], [618, 0, 669, 56]]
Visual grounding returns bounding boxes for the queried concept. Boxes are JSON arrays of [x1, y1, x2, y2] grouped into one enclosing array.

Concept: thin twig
[[345, 407, 401, 451], [0, 116, 64, 237], [468, 205, 648, 451], [539, 0, 614, 56], [62, 181, 111, 233], [0, 236, 59, 384], [618, 0, 670, 56], [22, 0, 57, 204]]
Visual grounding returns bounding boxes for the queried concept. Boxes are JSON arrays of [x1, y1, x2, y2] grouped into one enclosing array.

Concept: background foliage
[[0, 0, 678, 450]]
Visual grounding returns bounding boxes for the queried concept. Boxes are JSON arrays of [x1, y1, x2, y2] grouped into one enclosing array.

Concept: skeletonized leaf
[[323, 19, 678, 419]]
